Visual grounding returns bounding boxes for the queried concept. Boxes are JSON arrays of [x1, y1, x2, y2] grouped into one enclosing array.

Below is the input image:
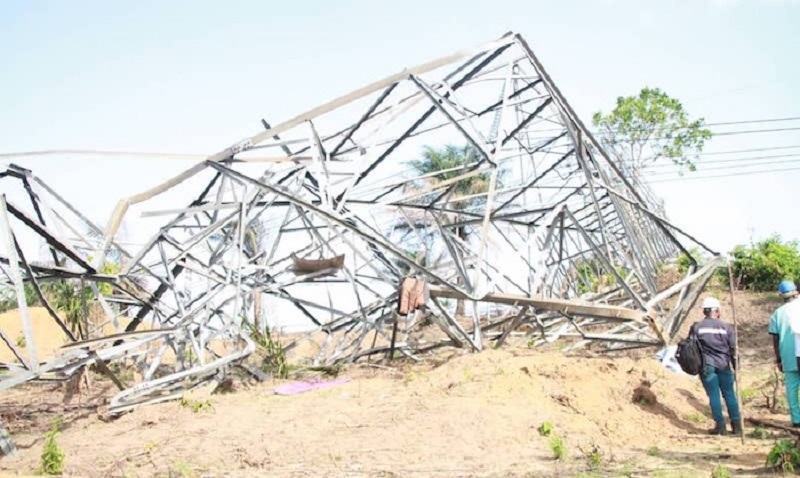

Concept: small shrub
[[677, 247, 702, 273], [584, 445, 602, 470], [538, 421, 554, 437], [40, 422, 65, 475], [550, 434, 567, 461], [711, 463, 731, 478], [766, 439, 800, 472], [246, 322, 288, 379], [747, 426, 769, 440], [740, 387, 758, 405], [730, 235, 800, 292], [646, 446, 661, 457], [15, 334, 26, 347]]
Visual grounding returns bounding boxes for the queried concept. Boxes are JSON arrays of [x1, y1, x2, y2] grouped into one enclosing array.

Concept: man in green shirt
[[769, 280, 800, 426]]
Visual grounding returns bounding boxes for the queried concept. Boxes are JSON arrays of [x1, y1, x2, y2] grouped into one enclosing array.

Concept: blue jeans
[[700, 364, 741, 426]]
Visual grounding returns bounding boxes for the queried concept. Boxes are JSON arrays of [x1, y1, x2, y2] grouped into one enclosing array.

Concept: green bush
[[40, 422, 65, 475], [538, 421, 554, 437], [677, 247, 701, 273], [711, 464, 731, 478], [549, 434, 567, 461], [730, 235, 800, 292], [766, 439, 800, 472]]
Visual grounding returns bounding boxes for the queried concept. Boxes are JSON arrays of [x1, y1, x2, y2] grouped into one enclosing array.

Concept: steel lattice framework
[[0, 32, 721, 418]]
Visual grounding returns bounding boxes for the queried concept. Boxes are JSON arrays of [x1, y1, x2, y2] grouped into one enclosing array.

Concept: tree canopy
[[592, 87, 712, 174], [408, 144, 492, 208]]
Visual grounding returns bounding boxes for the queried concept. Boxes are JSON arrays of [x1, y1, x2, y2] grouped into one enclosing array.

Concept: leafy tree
[[677, 247, 703, 274], [592, 87, 712, 176], [407, 144, 497, 316], [729, 235, 800, 292]]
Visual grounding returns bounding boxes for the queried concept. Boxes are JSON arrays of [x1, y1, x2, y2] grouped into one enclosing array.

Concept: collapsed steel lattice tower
[[0, 32, 720, 414]]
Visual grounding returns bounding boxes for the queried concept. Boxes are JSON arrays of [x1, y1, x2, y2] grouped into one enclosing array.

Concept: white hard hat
[[701, 297, 721, 309]]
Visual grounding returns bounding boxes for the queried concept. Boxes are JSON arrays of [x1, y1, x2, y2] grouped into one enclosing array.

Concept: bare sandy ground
[[0, 290, 791, 478]]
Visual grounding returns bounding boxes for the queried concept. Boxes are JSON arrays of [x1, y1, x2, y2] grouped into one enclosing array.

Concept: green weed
[[711, 464, 731, 478], [179, 396, 213, 413], [246, 321, 288, 379], [537, 421, 554, 437], [549, 434, 567, 461], [646, 446, 661, 457], [585, 446, 602, 470], [39, 421, 65, 475], [617, 461, 636, 478], [684, 412, 706, 424], [170, 460, 193, 477], [766, 439, 800, 472], [15, 334, 25, 347], [747, 426, 769, 440], [740, 387, 758, 405], [463, 367, 474, 381]]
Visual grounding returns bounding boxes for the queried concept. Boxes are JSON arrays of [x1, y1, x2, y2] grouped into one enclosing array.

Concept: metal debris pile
[[0, 32, 720, 418]]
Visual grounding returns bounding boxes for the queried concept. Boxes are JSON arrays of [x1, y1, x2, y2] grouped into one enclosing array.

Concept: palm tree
[[407, 144, 495, 317]]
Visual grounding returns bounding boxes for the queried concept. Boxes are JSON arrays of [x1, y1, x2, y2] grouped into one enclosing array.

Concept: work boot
[[731, 421, 742, 436], [709, 422, 727, 436]]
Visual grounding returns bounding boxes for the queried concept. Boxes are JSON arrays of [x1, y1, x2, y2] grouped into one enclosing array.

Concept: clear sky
[[1, 0, 799, 257]]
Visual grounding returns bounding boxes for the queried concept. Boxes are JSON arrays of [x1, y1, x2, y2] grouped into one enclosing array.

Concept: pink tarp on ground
[[273, 377, 351, 396]]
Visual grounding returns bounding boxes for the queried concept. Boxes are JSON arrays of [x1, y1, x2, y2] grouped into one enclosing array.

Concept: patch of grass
[[170, 460, 194, 478], [39, 420, 65, 475], [711, 463, 731, 478], [585, 446, 602, 470], [15, 334, 25, 347], [740, 387, 758, 405], [106, 361, 135, 384], [684, 412, 706, 424], [463, 367, 474, 381], [617, 461, 636, 478], [179, 396, 213, 413], [747, 426, 770, 440], [647, 446, 661, 457], [549, 434, 567, 461], [246, 321, 289, 379], [778, 395, 789, 412], [537, 421, 554, 437]]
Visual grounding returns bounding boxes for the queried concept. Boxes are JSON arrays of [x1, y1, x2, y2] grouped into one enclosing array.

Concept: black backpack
[[675, 331, 705, 375]]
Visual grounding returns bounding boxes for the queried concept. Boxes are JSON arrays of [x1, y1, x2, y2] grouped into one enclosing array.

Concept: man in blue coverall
[[691, 297, 741, 436], [770, 280, 800, 426]]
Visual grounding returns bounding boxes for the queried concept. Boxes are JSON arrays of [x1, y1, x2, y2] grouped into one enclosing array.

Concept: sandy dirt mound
[[0, 288, 792, 477], [0, 348, 775, 478]]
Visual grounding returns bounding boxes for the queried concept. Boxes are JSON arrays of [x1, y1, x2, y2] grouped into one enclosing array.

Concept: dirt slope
[[0, 289, 792, 477]]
